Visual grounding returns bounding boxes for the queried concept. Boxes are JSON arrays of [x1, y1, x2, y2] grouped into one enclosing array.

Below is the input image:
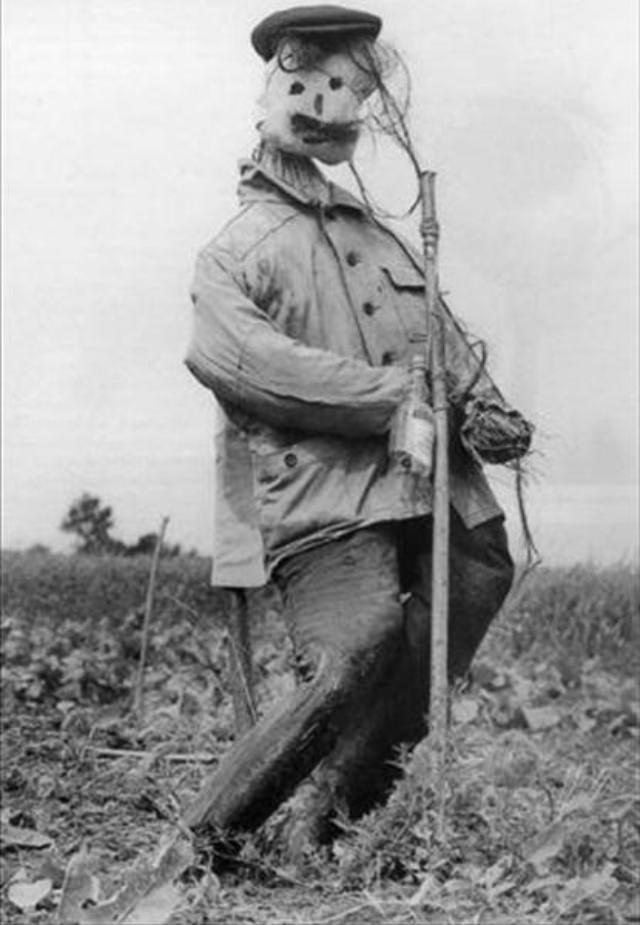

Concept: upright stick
[[419, 171, 450, 835], [133, 515, 170, 719], [225, 587, 258, 735]]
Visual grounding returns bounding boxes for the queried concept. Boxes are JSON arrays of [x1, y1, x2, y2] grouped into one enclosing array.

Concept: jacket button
[[381, 351, 396, 365], [363, 301, 375, 316], [346, 250, 360, 266], [284, 452, 298, 468]]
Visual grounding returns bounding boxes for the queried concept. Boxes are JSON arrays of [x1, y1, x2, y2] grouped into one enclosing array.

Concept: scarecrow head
[[252, 5, 383, 165]]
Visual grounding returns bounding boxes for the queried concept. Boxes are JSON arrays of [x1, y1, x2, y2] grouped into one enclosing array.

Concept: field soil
[[1, 552, 638, 924]]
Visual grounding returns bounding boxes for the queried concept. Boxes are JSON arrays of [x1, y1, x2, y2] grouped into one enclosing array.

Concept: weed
[[0, 553, 638, 924]]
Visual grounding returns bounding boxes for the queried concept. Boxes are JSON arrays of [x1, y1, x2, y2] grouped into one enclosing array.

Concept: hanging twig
[[133, 516, 170, 719]]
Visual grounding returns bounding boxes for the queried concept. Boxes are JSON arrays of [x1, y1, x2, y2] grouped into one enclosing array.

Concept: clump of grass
[[1, 550, 214, 627], [334, 718, 639, 923], [2, 552, 638, 924], [486, 563, 639, 675]]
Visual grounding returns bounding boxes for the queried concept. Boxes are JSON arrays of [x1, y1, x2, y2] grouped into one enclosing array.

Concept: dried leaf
[[522, 705, 562, 731], [79, 830, 193, 925], [196, 869, 221, 905], [121, 883, 182, 924], [509, 673, 535, 703], [490, 740, 538, 788], [475, 913, 515, 925], [8, 877, 52, 911], [524, 873, 564, 895], [556, 863, 617, 911], [488, 878, 517, 899], [526, 821, 567, 873], [473, 663, 508, 691], [481, 855, 516, 901], [573, 710, 597, 734], [33, 852, 66, 891], [483, 854, 513, 889], [489, 695, 528, 730], [558, 792, 594, 820], [451, 697, 479, 725], [1, 822, 53, 849], [605, 797, 638, 823], [408, 872, 441, 906], [9, 866, 29, 884], [57, 842, 101, 925]]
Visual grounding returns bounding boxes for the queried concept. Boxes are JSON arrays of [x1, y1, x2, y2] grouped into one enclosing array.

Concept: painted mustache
[[290, 113, 360, 145]]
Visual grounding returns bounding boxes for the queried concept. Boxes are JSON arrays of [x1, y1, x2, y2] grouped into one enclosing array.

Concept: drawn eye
[[289, 81, 305, 95], [329, 76, 343, 90]]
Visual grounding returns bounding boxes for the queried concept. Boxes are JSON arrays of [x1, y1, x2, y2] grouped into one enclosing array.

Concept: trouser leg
[[315, 511, 514, 819], [184, 525, 403, 834], [402, 510, 515, 681]]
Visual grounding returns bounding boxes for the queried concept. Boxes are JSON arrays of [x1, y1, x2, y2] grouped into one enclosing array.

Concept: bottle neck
[[409, 355, 428, 401]]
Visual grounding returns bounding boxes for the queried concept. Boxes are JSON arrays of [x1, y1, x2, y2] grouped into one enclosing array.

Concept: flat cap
[[251, 5, 382, 61]]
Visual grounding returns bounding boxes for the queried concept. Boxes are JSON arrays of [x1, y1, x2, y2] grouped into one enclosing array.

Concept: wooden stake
[[225, 588, 257, 735], [419, 171, 450, 837], [133, 515, 170, 718]]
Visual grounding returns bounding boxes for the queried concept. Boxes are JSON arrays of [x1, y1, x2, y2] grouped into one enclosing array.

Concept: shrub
[[491, 564, 639, 671]]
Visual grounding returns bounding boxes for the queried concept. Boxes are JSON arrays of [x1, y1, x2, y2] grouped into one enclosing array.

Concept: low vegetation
[[1, 551, 638, 923]]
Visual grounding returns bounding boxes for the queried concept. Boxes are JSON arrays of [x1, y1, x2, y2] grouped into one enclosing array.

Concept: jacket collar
[[238, 143, 367, 215]]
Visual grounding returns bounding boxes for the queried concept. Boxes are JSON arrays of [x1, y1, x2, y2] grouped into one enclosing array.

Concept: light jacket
[[186, 147, 504, 587]]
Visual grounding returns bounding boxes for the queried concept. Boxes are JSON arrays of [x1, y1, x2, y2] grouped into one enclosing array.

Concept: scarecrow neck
[[253, 142, 331, 206]]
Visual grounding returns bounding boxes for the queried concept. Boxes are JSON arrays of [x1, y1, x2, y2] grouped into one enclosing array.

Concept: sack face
[[258, 37, 376, 164]]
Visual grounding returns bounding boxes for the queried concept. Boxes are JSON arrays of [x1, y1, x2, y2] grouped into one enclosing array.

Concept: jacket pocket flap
[[383, 265, 425, 290]]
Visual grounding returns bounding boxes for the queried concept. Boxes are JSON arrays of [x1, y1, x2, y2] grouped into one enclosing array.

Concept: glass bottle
[[389, 354, 435, 477]]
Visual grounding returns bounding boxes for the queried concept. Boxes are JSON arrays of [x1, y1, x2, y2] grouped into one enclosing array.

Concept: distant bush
[[489, 562, 639, 671], [0, 551, 217, 629], [0, 551, 279, 707]]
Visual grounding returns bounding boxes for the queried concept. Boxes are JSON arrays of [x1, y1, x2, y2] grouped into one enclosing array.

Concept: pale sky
[[2, 0, 638, 563]]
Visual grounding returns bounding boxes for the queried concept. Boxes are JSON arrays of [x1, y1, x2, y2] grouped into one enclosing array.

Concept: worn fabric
[[258, 36, 378, 165], [184, 510, 513, 834], [322, 511, 514, 818], [184, 524, 405, 833], [285, 509, 514, 820], [251, 6, 382, 61], [186, 146, 504, 585]]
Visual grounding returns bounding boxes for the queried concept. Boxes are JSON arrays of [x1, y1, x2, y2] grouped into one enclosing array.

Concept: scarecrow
[[184, 5, 533, 859]]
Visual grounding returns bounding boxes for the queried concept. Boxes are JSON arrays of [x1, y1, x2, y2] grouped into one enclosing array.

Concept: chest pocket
[[382, 264, 425, 291], [379, 264, 428, 349]]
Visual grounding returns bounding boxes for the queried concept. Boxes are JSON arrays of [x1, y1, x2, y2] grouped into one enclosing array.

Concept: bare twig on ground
[[84, 746, 216, 763]]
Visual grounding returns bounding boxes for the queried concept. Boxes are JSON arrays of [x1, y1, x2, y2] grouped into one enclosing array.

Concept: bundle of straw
[[460, 397, 533, 466]]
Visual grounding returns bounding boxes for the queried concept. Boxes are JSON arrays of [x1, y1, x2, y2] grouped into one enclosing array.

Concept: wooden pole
[[133, 515, 170, 719], [225, 588, 257, 735], [419, 171, 450, 836]]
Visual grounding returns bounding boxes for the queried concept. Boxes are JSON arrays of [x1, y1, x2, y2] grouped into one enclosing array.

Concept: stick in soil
[[419, 171, 450, 839], [132, 515, 170, 720], [224, 588, 258, 735]]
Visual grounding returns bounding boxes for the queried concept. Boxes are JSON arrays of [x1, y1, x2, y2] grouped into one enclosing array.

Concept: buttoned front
[[186, 147, 503, 586]]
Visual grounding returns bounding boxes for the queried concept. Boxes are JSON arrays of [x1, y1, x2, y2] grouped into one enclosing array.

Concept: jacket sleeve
[[185, 247, 410, 437]]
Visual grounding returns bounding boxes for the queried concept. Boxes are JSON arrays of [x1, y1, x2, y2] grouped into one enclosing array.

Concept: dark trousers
[[184, 510, 514, 833]]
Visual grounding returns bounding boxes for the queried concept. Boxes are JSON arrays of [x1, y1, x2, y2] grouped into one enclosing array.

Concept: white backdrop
[[3, 0, 638, 563]]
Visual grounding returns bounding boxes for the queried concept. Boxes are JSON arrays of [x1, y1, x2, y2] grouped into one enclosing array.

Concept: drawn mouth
[[290, 113, 360, 145]]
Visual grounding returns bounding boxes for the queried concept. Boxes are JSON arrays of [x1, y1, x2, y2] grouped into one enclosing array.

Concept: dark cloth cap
[[251, 5, 382, 61]]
